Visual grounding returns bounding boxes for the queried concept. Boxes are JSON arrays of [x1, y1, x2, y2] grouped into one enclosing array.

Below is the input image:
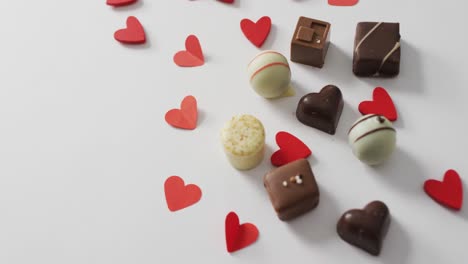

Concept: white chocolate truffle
[[247, 51, 291, 99], [221, 114, 265, 170], [348, 114, 396, 165]]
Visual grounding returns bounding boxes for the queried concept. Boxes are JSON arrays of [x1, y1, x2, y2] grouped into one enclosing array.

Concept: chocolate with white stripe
[[353, 22, 401, 77]]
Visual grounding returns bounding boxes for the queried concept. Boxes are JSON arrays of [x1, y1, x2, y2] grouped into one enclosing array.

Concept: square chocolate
[[263, 159, 320, 221], [353, 22, 401, 77], [291, 16, 331, 68]]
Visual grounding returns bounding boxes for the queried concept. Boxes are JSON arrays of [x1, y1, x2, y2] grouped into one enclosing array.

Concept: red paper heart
[[225, 212, 259, 253], [165, 96, 198, 130], [114, 16, 146, 44], [328, 0, 359, 6], [359, 87, 397, 121], [271, 131, 312, 167], [240, 16, 272, 48], [164, 176, 202, 212], [424, 170, 463, 210], [106, 0, 137, 7], [173, 35, 204, 67], [217, 0, 234, 3]]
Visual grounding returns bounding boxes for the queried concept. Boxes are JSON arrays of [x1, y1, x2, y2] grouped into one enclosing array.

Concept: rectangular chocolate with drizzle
[[353, 22, 401, 77]]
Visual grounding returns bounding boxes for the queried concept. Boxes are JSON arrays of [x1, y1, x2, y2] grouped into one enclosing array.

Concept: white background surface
[[0, 0, 467, 263]]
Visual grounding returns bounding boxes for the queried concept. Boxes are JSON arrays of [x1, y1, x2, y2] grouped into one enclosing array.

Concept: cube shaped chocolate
[[291, 16, 331, 68], [353, 22, 401, 77], [263, 159, 320, 221]]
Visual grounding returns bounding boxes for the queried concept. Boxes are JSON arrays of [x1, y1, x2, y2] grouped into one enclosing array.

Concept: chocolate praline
[[337, 201, 390, 256], [296, 85, 344, 135], [263, 159, 319, 221], [353, 22, 401, 77], [290, 16, 331, 68]]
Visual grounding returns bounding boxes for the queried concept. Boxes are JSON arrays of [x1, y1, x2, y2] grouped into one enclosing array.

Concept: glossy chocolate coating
[[337, 201, 391, 256], [291, 17, 331, 68], [296, 85, 344, 135], [353, 22, 400, 77], [263, 159, 319, 221]]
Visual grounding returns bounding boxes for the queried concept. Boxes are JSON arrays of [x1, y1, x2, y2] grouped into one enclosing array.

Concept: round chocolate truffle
[[348, 114, 396, 165], [247, 51, 291, 99]]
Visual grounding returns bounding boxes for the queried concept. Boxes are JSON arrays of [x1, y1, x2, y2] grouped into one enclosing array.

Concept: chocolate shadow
[[392, 109, 405, 129], [369, 148, 425, 195], [380, 217, 411, 264], [287, 187, 340, 243], [289, 80, 310, 101], [259, 80, 308, 121], [361, 40, 424, 94], [335, 100, 361, 142], [316, 43, 359, 88], [238, 144, 275, 189]]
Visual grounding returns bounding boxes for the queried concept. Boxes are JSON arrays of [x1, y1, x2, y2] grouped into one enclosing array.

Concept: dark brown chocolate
[[296, 85, 344, 135], [291, 17, 331, 68], [337, 201, 390, 256], [263, 159, 319, 221], [353, 22, 401, 77]]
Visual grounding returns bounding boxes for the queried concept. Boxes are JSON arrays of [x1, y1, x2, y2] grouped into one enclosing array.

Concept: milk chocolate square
[[291, 16, 331, 68], [353, 22, 401, 77], [263, 159, 320, 221]]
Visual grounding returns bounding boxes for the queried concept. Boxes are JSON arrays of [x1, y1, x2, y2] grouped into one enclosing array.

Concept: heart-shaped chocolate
[[296, 85, 344, 135], [337, 201, 390, 256]]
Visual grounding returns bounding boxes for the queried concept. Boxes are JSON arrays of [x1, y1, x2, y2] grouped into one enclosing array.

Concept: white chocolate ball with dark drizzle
[[348, 114, 396, 165]]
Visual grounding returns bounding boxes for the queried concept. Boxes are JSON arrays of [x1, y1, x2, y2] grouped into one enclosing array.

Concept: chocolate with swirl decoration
[[353, 22, 401, 77]]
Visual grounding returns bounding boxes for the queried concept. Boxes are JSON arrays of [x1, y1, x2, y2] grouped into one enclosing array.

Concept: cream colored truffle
[[247, 51, 291, 99], [221, 115, 265, 170], [348, 114, 396, 165]]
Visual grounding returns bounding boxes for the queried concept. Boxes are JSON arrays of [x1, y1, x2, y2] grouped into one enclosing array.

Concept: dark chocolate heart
[[336, 201, 390, 256], [296, 85, 344, 135]]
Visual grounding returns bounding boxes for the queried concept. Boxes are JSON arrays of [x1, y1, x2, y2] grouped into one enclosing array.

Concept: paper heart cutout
[[271, 131, 311, 167], [225, 212, 259, 253], [106, 0, 137, 7], [240, 16, 272, 48], [165, 95, 198, 130], [359, 87, 397, 121], [173, 35, 204, 67], [164, 176, 202, 212], [114, 16, 146, 44], [424, 170, 463, 210], [328, 0, 359, 6]]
